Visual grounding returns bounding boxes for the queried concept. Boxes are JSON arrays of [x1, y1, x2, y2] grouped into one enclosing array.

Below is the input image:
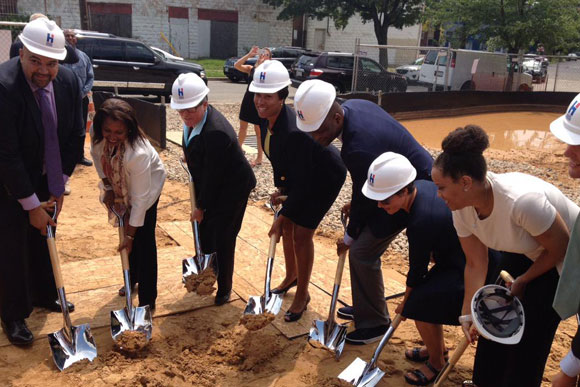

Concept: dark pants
[[473, 252, 561, 387], [79, 96, 89, 160], [199, 195, 249, 297], [0, 180, 57, 322], [128, 198, 159, 307]]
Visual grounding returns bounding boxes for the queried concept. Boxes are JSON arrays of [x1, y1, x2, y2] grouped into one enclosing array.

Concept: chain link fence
[[352, 41, 580, 95], [0, 19, 25, 63]]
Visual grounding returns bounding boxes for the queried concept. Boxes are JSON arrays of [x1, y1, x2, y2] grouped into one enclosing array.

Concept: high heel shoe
[[284, 295, 311, 322], [271, 278, 297, 295]]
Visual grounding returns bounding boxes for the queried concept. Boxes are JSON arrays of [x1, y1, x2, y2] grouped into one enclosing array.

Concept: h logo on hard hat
[[259, 72, 266, 83], [567, 100, 580, 120], [297, 110, 305, 120], [369, 173, 375, 186], [46, 33, 54, 46], [178, 88, 184, 99]]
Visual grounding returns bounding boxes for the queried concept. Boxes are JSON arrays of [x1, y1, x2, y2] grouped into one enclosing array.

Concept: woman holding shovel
[[91, 98, 166, 311], [250, 60, 346, 322], [432, 125, 579, 387]]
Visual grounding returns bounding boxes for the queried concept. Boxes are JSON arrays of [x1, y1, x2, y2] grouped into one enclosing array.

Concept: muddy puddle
[[401, 111, 565, 151]]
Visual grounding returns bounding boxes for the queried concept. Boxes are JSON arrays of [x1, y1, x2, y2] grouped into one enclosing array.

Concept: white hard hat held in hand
[[19, 18, 66, 60], [248, 60, 291, 93], [550, 93, 580, 145], [170, 73, 210, 110], [294, 79, 336, 132], [362, 152, 417, 201]]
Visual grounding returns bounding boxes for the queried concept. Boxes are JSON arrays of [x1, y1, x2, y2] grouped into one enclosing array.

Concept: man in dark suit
[[0, 18, 84, 345], [294, 79, 433, 344], [171, 73, 256, 306]]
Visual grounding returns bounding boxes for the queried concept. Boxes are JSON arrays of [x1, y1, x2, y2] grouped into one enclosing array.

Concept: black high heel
[[271, 278, 297, 295], [284, 295, 311, 322]]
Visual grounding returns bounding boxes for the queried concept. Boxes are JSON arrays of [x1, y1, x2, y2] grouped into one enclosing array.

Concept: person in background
[[293, 79, 433, 344], [432, 125, 579, 387], [63, 29, 94, 168], [250, 61, 346, 322], [549, 93, 580, 387], [91, 98, 166, 311], [0, 18, 84, 346], [171, 73, 256, 306], [234, 46, 271, 166]]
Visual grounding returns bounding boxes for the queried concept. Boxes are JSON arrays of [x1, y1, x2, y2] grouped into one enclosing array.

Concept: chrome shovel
[[179, 158, 217, 290], [338, 314, 403, 386], [46, 203, 97, 371], [242, 198, 285, 317], [308, 212, 349, 359], [109, 204, 153, 343]]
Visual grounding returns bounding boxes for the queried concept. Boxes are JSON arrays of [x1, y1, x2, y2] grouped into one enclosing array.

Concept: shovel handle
[[433, 336, 469, 387], [334, 251, 347, 285], [391, 313, 403, 330], [47, 237, 64, 289], [188, 181, 197, 212], [118, 226, 130, 271], [500, 270, 515, 283], [268, 233, 277, 259]]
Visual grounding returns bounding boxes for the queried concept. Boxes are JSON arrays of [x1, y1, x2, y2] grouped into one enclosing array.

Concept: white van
[[419, 49, 532, 91]]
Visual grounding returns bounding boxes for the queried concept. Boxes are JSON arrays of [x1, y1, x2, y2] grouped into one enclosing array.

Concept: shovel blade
[[243, 293, 284, 316], [308, 319, 348, 359], [111, 305, 153, 341], [182, 252, 217, 280], [338, 357, 385, 387], [48, 324, 97, 371]]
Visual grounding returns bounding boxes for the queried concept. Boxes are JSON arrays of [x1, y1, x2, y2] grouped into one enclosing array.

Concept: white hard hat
[[249, 60, 291, 93], [170, 72, 209, 109], [19, 18, 66, 60], [294, 79, 336, 132], [362, 152, 417, 201], [550, 93, 580, 145], [471, 284, 525, 345]]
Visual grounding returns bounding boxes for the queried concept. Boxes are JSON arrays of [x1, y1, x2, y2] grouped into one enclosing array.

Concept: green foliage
[[426, 0, 580, 53], [192, 58, 227, 78], [0, 14, 28, 40]]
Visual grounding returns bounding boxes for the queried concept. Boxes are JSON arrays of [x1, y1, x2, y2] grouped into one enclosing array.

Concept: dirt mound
[[183, 269, 217, 295], [239, 312, 276, 331]]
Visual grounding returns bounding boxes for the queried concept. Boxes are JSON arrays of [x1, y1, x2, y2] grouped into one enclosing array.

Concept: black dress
[[238, 68, 261, 125]]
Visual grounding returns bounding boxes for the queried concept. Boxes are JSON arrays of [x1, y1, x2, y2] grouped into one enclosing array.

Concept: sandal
[[404, 362, 441, 386], [405, 346, 449, 363]]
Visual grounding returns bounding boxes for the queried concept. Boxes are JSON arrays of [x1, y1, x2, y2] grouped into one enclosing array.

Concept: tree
[[426, 0, 580, 53], [262, 0, 424, 67]]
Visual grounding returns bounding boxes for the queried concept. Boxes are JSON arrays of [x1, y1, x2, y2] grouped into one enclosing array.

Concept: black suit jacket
[[0, 57, 84, 200], [183, 105, 256, 211]]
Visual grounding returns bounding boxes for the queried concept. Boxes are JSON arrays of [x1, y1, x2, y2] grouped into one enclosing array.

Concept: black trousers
[[80, 96, 89, 160], [128, 198, 159, 307], [0, 180, 57, 322], [199, 195, 250, 297], [473, 252, 561, 387]]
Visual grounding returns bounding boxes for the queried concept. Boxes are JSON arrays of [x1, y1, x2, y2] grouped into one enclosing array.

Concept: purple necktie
[[37, 88, 64, 197]]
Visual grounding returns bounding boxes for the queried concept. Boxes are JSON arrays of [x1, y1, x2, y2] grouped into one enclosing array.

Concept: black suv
[[75, 34, 207, 98], [291, 52, 407, 93], [223, 46, 309, 82]]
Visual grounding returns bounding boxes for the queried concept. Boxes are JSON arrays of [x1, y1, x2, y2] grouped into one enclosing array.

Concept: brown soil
[[183, 268, 217, 295], [239, 312, 276, 331], [114, 330, 149, 353]]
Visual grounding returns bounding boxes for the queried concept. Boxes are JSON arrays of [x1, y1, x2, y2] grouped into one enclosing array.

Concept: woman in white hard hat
[[363, 152, 479, 386], [549, 93, 580, 387], [234, 46, 271, 166], [91, 98, 167, 311], [171, 73, 256, 306], [250, 60, 346, 322], [432, 125, 579, 387]]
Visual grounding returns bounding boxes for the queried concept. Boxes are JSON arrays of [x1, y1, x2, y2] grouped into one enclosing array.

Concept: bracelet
[[103, 185, 113, 191], [125, 234, 135, 240], [458, 314, 473, 324]]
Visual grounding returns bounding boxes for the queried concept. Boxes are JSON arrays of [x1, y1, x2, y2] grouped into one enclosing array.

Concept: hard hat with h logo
[[550, 93, 580, 145], [170, 72, 209, 110], [362, 152, 417, 201], [249, 60, 291, 93], [19, 18, 66, 60], [294, 79, 336, 133]]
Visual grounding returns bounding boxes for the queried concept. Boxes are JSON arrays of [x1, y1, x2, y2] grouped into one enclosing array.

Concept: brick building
[[13, 1, 420, 59]]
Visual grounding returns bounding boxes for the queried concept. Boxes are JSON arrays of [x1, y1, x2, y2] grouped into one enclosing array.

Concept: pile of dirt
[[114, 330, 149, 353], [239, 312, 276, 331], [183, 269, 217, 295]]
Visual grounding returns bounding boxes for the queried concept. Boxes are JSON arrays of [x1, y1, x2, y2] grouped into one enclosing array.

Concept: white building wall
[[18, 0, 80, 30]]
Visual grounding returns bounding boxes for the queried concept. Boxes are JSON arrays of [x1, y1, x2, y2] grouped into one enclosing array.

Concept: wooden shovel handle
[[334, 251, 347, 286], [500, 270, 515, 283], [188, 181, 197, 212], [118, 226, 130, 271], [47, 237, 64, 289], [433, 336, 469, 387], [391, 313, 404, 330]]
